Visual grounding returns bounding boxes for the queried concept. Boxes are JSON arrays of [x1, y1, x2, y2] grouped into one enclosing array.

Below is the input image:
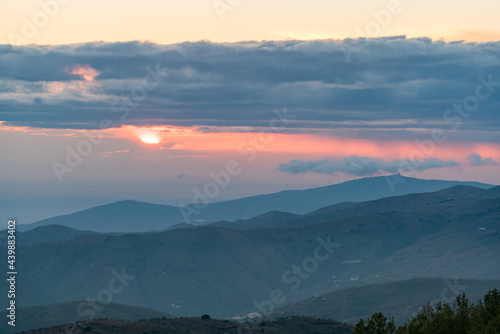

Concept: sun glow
[[140, 135, 160, 145]]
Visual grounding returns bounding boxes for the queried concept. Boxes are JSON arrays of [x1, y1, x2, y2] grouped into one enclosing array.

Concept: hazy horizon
[[7, 174, 499, 225]]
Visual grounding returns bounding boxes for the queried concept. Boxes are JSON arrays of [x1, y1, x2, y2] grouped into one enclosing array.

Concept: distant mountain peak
[[19, 176, 495, 233]]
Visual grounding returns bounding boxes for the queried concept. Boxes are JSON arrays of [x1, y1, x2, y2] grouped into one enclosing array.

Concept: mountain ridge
[[17, 175, 495, 233], [6, 184, 499, 318]]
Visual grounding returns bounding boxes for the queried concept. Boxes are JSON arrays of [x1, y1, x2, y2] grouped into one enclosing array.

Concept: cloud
[[66, 64, 100, 81], [278, 155, 460, 176], [467, 153, 499, 166], [0, 39, 499, 142]]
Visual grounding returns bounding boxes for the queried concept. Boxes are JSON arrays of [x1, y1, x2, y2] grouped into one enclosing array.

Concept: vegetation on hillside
[[22, 316, 354, 334], [276, 278, 500, 325], [1, 301, 171, 333], [353, 289, 500, 334]]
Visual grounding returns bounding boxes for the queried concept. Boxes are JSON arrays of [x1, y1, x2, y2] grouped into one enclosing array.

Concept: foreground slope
[[2, 302, 171, 333], [275, 278, 500, 325], [20, 317, 354, 334]]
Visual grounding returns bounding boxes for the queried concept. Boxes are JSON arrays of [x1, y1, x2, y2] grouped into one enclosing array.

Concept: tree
[[354, 312, 395, 334], [356, 289, 500, 334]]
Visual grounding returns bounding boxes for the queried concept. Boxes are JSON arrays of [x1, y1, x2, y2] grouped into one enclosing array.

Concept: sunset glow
[[1, 0, 499, 227], [2, 121, 500, 166], [140, 135, 160, 145]]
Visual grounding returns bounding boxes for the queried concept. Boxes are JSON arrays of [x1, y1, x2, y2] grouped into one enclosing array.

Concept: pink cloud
[[66, 64, 100, 81]]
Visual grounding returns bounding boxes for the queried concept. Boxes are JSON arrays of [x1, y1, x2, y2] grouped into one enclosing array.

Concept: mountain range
[[17, 175, 494, 233], [5, 182, 499, 321]]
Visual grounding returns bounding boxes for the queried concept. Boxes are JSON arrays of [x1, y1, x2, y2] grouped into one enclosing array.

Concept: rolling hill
[[274, 278, 500, 325], [3, 185, 499, 321], [185, 175, 493, 224], [207, 184, 500, 230], [0, 224, 97, 247], [1, 302, 171, 333], [16, 175, 494, 233], [17, 200, 185, 233], [22, 316, 354, 334]]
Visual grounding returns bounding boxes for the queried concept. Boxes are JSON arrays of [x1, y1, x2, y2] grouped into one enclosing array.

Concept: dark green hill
[[18, 316, 353, 334], [275, 278, 500, 325], [1, 302, 171, 333]]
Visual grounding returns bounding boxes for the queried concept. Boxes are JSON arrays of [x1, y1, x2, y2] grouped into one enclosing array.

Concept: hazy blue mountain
[[207, 185, 500, 230], [180, 175, 493, 224], [0, 224, 97, 247], [17, 200, 185, 233], [6, 185, 499, 319], [17, 175, 494, 233]]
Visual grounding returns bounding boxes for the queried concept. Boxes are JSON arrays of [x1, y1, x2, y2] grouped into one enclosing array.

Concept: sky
[[1, 0, 500, 224]]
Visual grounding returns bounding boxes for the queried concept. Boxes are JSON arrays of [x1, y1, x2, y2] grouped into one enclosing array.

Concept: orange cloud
[[108, 125, 500, 165], [2, 122, 500, 166], [66, 64, 100, 81], [98, 150, 130, 157]]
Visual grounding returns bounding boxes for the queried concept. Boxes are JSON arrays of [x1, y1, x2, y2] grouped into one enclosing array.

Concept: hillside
[[3, 185, 499, 320], [212, 185, 500, 230], [2, 302, 171, 333], [188, 175, 493, 222], [275, 278, 500, 325], [19, 316, 354, 334], [17, 200, 185, 233], [0, 225, 97, 247], [209, 211, 301, 230], [16, 176, 494, 233], [354, 288, 500, 333]]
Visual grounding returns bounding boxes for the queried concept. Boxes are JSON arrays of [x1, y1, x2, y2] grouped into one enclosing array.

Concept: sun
[[140, 135, 160, 145]]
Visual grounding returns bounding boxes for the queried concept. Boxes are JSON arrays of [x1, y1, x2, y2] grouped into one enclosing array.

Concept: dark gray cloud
[[467, 153, 499, 166], [278, 155, 460, 176], [1, 38, 500, 141]]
